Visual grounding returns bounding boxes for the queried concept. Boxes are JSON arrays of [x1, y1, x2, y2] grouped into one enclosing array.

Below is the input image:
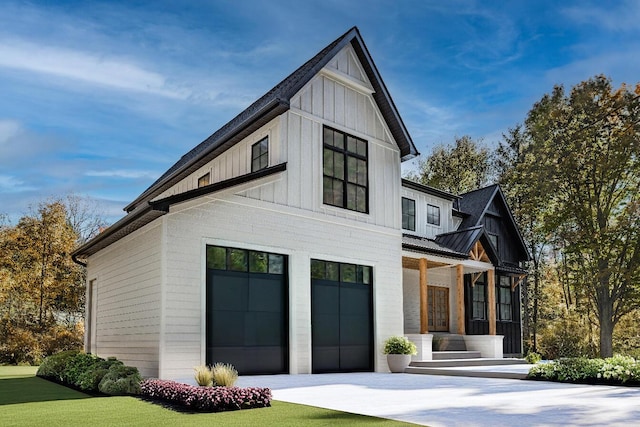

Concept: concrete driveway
[[236, 372, 640, 426]]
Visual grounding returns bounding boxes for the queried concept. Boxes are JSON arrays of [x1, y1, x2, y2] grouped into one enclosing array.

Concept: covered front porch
[[401, 238, 504, 361]]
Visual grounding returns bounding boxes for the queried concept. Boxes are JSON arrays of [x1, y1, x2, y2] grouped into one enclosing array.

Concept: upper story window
[[198, 173, 210, 188], [402, 197, 416, 231], [427, 204, 440, 226], [323, 126, 368, 213], [497, 275, 513, 321], [488, 233, 499, 253], [251, 137, 269, 172]]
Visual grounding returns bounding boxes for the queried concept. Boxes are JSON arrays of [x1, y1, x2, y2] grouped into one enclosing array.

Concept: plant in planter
[[383, 336, 417, 373]]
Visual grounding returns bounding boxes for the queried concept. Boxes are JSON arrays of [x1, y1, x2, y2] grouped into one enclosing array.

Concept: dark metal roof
[[496, 264, 529, 275], [402, 234, 468, 259], [458, 184, 530, 261], [125, 26, 418, 213], [401, 179, 460, 201], [73, 163, 287, 259], [435, 225, 485, 255]]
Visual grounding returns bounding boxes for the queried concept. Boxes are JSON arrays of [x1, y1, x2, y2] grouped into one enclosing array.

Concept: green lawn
[[0, 366, 412, 426]]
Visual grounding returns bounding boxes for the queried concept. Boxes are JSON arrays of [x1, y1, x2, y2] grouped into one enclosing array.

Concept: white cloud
[[0, 174, 36, 193], [0, 39, 191, 99]]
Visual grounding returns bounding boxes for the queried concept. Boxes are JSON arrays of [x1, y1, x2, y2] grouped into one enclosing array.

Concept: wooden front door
[[428, 286, 449, 332]]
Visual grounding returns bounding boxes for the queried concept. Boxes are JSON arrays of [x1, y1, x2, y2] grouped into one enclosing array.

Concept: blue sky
[[1, 0, 639, 225]]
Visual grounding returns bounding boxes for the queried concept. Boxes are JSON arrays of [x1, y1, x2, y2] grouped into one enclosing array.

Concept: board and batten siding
[[401, 187, 456, 238], [152, 118, 283, 203], [159, 194, 403, 380], [85, 220, 163, 378]]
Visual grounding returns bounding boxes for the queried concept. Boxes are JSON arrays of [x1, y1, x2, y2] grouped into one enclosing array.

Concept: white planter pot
[[386, 354, 412, 373]]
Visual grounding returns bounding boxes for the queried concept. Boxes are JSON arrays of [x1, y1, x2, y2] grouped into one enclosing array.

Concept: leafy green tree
[[407, 135, 494, 194], [514, 75, 640, 357]]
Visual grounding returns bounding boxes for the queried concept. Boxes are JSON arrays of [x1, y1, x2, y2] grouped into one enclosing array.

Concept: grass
[[0, 366, 412, 426]]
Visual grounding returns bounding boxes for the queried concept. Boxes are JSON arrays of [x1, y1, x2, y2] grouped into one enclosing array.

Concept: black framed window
[[311, 259, 372, 285], [323, 126, 368, 213], [472, 275, 487, 320], [206, 245, 285, 275], [427, 204, 440, 226], [497, 275, 513, 321], [251, 137, 269, 172], [402, 198, 416, 231]]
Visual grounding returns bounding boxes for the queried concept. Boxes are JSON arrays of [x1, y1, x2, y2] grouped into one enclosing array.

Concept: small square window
[[252, 137, 269, 172], [228, 249, 248, 272], [249, 251, 268, 273], [427, 204, 440, 226], [198, 173, 210, 188]]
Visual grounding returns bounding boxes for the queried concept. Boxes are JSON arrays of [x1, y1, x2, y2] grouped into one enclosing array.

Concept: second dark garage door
[[311, 259, 373, 373]]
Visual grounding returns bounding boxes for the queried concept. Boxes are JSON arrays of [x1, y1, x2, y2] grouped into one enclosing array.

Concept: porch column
[[456, 264, 465, 335], [488, 269, 496, 335], [419, 258, 428, 334]]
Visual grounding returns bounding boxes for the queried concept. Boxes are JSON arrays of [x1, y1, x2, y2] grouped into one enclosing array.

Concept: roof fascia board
[[401, 178, 460, 201]]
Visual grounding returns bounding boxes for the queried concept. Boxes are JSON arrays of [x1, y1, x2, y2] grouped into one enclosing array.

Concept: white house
[[73, 27, 529, 380]]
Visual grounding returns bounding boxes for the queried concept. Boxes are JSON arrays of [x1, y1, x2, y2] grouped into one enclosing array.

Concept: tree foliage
[[510, 75, 640, 357], [0, 197, 105, 364], [407, 135, 494, 194]]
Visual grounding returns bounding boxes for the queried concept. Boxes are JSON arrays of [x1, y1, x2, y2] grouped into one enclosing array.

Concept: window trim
[[427, 204, 441, 226], [322, 126, 369, 214], [402, 197, 416, 231], [251, 136, 269, 172]]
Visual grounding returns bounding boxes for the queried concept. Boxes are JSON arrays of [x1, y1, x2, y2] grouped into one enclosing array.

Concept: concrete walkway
[[236, 372, 640, 426]]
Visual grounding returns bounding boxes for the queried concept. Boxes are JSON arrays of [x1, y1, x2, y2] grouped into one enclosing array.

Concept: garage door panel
[[312, 282, 339, 314], [312, 347, 340, 373], [340, 285, 370, 316], [209, 346, 287, 375], [340, 345, 370, 371], [248, 275, 284, 312], [244, 312, 285, 346], [210, 311, 245, 346], [340, 314, 371, 345], [312, 313, 340, 346], [210, 273, 248, 311]]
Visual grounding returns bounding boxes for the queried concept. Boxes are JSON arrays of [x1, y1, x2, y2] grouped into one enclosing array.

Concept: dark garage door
[[311, 259, 373, 373], [206, 245, 288, 375]]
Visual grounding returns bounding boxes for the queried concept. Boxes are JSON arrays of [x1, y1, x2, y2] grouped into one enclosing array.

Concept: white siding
[[86, 220, 163, 378], [153, 118, 282, 202], [160, 195, 403, 380], [401, 187, 456, 238]]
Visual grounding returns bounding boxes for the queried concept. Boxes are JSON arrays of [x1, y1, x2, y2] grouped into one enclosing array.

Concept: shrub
[[61, 352, 101, 386], [0, 326, 44, 365], [77, 357, 123, 391], [98, 364, 142, 395], [194, 365, 213, 387], [525, 352, 542, 364], [382, 336, 417, 355], [527, 355, 640, 385], [36, 350, 82, 381], [211, 363, 238, 387], [140, 379, 271, 412]]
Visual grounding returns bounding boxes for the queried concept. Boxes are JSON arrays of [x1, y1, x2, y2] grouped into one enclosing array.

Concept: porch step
[[405, 364, 530, 380], [432, 333, 466, 351], [432, 351, 481, 360], [410, 357, 528, 368]]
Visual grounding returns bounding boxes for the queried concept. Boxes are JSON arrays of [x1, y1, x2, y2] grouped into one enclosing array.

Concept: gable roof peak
[[124, 26, 417, 213]]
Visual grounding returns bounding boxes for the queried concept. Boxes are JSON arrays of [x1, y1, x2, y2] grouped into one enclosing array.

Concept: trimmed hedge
[[140, 379, 272, 412], [528, 355, 640, 385], [36, 351, 141, 395]]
